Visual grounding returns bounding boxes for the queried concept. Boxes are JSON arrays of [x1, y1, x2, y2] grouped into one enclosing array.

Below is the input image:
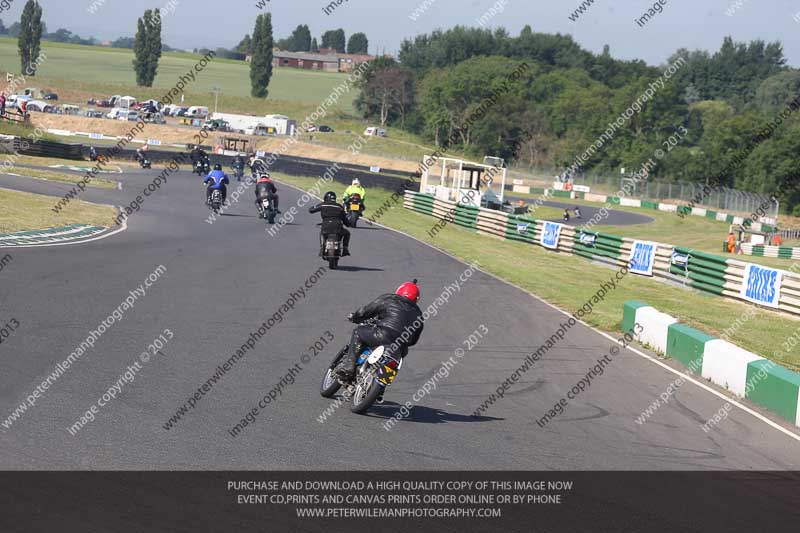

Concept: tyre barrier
[[623, 300, 800, 428], [404, 190, 800, 317]]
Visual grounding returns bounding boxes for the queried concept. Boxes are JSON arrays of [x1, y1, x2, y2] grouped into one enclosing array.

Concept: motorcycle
[[344, 193, 364, 228], [194, 159, 210, 176], [257, 195, 277, 224], [208, 189, 223, 214], [319, 231, 344, 270], [320, 334, 403, 414], [232, 163, 244, 182], [574, 208, 582, 219], [138, 157, 151, 169]]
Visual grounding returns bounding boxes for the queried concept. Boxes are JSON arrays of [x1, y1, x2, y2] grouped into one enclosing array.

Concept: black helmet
[[214, 163, 222, 171], [324, 191, 336, 202]]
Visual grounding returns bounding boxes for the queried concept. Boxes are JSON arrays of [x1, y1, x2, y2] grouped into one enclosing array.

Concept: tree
[[132, 9, 162, 87], [235, 34, 252, 55], [17, 0, 43, 76], [310, 37, 319, 53], [7, 22, 20, 38], [321, 29, 345, 52], [347, 32, 368, 54], [754, 71, 800, 116], [112, 36, 135, 49], [249, 13, 273, 98], [0, 18, 6, 35], [287, 24, 311, 52], [355, 57, 414, 127]]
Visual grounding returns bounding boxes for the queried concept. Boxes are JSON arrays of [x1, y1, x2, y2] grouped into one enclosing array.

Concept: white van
[[363, 126, 387, 137], [186, 106, 209, 119]]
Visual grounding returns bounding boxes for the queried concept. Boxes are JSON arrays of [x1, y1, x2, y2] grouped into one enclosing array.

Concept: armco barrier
[[623, 300, 800, 428], [404, 190, 800, 316]]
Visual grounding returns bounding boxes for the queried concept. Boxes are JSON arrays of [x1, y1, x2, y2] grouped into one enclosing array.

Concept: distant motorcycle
[[194, 159, 210, 176], [320, 327, 403, 414], [232, 163, 244, 182], [344, 193, 364, 228], [257, 196, 277, 224], [138, 157, 151, 169]]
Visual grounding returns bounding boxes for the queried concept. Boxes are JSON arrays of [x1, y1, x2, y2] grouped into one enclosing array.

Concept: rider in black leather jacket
[[337, 282, 424, 380], [309, 191, 350, 256]]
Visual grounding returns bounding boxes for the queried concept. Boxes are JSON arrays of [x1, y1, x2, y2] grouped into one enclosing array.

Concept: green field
[[273, 172, 800, 371], [0, 38, 358, 113], [0, 187, 115, 232]]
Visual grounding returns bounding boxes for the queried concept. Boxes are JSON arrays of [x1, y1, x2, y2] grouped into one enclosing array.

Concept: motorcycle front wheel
[[320, 347, 347, 398]]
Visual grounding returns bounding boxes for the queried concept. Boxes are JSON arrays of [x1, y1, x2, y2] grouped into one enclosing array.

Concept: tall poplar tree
[[17, 0, 43, 76]]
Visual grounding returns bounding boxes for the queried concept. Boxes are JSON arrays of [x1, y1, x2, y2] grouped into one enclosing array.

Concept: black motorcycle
[[194, 159, 210, 176], [320, 325, 404, 414], [138, 157, 151, 169], [232, 162, 244, 182], [257, 195, 277, 224], [344, 193, 364, 228], [208, 189, 223, 214], [318, 229, 344, 270]]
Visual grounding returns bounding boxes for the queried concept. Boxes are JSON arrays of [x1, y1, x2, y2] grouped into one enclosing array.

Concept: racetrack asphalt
[[0, 165, 798, 470], [505, 195, 654, 226]]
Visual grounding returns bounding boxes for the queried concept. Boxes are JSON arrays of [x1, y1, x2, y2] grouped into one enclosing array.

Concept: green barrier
[[622, 301, 648, 333], [666, 323, 713, 370], [641, 200, 658, 210], [608, 197, 621, 205], [745, 360, 800, 424]]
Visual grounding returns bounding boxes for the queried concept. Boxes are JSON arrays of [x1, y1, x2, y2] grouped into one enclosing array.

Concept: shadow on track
[[366, 402, 503, 424], [333, 265, 384, 272]]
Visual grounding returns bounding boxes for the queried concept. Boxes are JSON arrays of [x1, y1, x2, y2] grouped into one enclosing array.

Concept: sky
[[3, 0, 799, 67]]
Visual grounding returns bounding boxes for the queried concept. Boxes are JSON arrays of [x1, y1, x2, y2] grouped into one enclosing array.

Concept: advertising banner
[[541, 222, 562, 250], [740, 264, 782, 308], [629, 241, 658, 276]]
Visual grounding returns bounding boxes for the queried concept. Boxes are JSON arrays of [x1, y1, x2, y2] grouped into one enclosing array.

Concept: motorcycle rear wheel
[[351, 366, 383, 414]]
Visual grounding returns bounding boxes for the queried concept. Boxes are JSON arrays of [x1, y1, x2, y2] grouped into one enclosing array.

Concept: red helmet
[[396, 280, 420, 303]]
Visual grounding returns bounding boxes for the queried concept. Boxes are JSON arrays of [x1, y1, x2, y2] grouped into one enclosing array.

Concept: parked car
[[203, 118, 230, 131], [124, 110, 140, 122], [318, 125, 334, 133], [85, 109, 104, 118], [143, 111, 166, 124], [60, 104, 81, 116], [106, 108, 128, 120], [363, 126, 387, 137], [26, 100, 54, 113], [172, 106, 189, 117], [186, 106, 209, 119], [43, 92, 58, 101]]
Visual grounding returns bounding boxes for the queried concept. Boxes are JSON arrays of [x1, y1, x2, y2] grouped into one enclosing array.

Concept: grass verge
[[273, 172, 800, 371], [0, 187, 115, 233]]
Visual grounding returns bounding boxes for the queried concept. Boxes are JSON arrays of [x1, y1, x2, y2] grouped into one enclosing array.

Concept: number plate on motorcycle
[[377, 364, 397, 386], [350, 204, 360, 211]]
